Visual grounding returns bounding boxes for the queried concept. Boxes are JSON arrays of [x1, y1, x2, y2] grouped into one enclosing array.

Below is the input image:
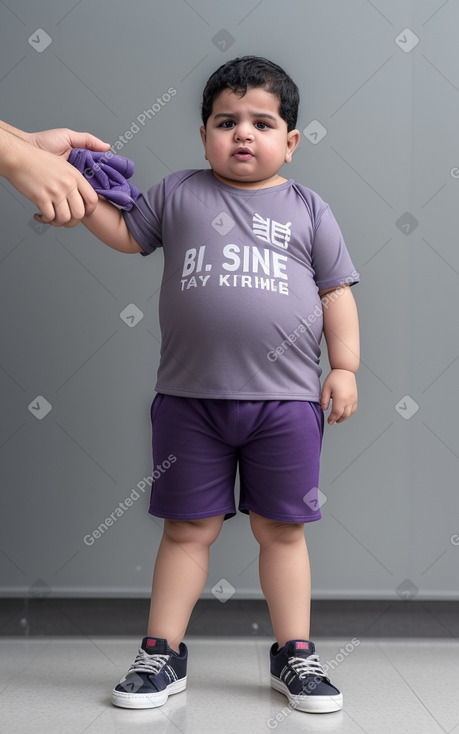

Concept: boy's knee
[[249, 512, 304, 546], [164, 515, 224, 546]]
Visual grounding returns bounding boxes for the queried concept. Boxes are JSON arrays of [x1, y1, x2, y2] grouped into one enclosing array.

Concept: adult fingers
[[76, 174, 99, 217], [50, 197, 72, 227], [34, 181, 95, 226], [64, 186, 86, 224], [34, 196, 72, 227]]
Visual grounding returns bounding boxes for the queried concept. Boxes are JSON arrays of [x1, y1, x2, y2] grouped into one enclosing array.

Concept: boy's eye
[[217, 120, 271, 130]]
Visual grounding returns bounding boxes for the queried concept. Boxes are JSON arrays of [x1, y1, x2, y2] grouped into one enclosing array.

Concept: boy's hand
[[320, 369, 358, 425]]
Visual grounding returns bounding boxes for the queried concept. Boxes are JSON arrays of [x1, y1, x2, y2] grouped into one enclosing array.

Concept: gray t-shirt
[[123, 169, 359, 401]]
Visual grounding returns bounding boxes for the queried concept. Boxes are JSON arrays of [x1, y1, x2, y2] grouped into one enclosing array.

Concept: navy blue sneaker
[[112, 636, 187, 709], [270, 639, 343, 713]]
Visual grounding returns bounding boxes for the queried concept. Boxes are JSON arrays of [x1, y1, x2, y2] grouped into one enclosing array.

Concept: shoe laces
[[128, 648, 169, 676], [289, 653, 326, 679]]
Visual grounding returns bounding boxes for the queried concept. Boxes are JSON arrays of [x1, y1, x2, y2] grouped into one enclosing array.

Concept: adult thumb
[[67, 131, 110, 152]]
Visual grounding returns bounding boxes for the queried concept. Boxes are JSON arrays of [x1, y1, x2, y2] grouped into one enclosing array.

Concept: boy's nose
[[234, 125, 254, 142]]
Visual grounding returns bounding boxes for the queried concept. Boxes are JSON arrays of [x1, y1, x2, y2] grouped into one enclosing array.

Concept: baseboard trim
[[1, 598, 458, 638]]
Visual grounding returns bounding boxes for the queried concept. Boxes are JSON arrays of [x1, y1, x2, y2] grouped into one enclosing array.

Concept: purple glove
[[67, 148, 140, 211]]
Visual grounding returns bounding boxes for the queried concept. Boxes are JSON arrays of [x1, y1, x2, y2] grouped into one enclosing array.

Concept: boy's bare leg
[[147, 515, 225, 652], [250, 511, 311, 647]]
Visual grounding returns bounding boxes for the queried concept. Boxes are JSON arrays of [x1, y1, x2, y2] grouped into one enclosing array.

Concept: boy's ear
[[199, 125, 207, 160], [200, 124, 207, 147], [285, 129, 300, 163], [199, 125, 208, 159]]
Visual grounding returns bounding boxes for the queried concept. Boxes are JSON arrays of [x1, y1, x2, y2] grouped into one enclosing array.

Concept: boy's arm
[[318, 284, 360, 425], [79, 197, 144, 254]]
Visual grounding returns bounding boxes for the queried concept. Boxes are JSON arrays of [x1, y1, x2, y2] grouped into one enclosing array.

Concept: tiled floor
[[1, 637, 458, 734]]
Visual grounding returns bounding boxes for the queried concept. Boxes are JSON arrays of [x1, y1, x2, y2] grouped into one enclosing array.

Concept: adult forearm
[[0, 122, 31, 144], [0, 126, 28, 177], [322, 286, 360, 373]]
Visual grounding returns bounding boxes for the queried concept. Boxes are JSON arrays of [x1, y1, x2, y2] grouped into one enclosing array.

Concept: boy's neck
[[210, 170, 288, 190]]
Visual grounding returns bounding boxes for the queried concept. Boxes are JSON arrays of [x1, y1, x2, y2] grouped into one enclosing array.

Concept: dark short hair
[[201, 56, 299, 131]]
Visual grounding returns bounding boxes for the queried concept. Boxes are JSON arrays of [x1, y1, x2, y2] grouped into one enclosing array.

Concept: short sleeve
[[122, 179, 166, 256], [312, 204, 360, 289]]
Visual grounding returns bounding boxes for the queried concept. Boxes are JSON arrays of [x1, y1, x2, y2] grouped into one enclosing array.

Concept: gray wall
[[1, 0, 458, 601]]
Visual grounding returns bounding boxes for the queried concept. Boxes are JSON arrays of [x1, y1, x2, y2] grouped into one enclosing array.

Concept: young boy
[[45, 56, 360, 714]]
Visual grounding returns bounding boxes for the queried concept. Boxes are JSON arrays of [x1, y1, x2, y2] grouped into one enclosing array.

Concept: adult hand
[[3, 126, 110, 227], [30, 127, 109, 162]]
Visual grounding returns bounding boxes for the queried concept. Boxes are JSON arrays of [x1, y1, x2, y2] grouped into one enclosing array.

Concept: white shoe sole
[[111, 676, 187, 709], [271, 675, 343, 713]]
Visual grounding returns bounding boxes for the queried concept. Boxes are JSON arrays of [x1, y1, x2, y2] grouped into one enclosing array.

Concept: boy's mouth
[[233, 147, 254, 160]]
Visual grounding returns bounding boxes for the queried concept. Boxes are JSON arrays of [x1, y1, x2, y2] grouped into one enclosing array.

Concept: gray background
[[1, 0, 458, 601]]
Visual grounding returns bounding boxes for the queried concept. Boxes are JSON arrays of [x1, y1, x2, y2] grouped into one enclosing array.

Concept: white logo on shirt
[[179, 214, 293, 296], [252, 213, 291, 249]]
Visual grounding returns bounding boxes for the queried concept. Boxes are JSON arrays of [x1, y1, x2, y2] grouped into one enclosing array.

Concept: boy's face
[[200, 87, 300, 189]]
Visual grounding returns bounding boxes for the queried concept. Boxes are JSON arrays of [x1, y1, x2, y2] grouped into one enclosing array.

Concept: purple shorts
[[149, 394, 324, 523]]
